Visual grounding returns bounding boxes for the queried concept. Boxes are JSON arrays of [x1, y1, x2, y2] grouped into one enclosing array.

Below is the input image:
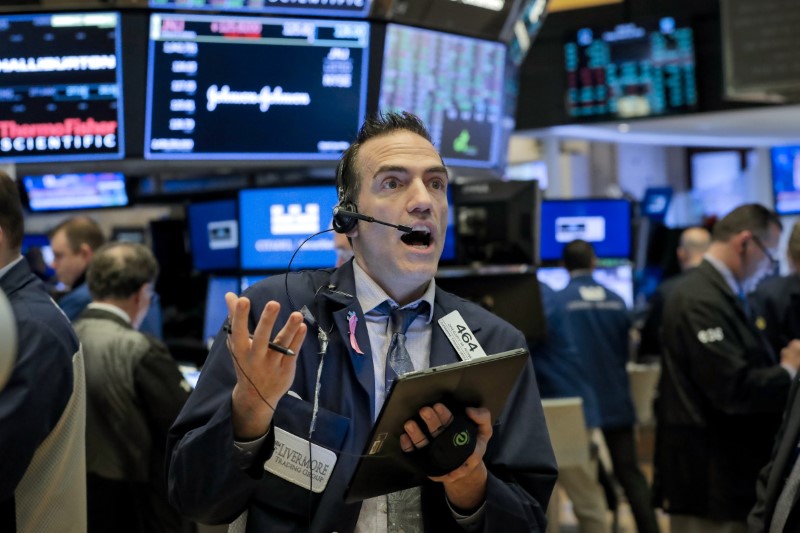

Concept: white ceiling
[[519, 104, 800, 147]]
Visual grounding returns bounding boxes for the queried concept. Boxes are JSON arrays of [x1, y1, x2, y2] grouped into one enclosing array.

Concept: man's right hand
[[779, 339, 800, 371], [225, 293, 307, 440]]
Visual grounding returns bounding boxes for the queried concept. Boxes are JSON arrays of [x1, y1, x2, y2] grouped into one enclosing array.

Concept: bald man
[[638, 226, 711, 359]]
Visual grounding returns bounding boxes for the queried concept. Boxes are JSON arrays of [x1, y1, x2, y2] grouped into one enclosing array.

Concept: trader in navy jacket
[[166, 112, 557, 532]]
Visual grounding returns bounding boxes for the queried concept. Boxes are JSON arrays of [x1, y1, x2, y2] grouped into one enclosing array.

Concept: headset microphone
[[332, 206, 412, 234]]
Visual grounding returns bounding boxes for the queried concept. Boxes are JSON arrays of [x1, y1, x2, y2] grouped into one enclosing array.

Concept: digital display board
[[564, 17, 697, 120], [0, 12, 124, 163], [150, 0, 371, 19], [145, 13, 369, 160], [536, 263, 634, 309], [540, 198, 631, 262], [771, 145, 800, 215], [380, 24, 506, 169], [239, 186, 338, 270], [22, 172, 128, 212], [188, 199, 239, 271]]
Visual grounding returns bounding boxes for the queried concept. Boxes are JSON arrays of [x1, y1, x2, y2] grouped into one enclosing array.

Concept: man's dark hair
[[562, 239, 596, 272], [0, 171, 24, 251], [49, 216, 106, 252], [88, 242, 159, 300], [335, 111, 437, 206], [711, 203, 782, 242]]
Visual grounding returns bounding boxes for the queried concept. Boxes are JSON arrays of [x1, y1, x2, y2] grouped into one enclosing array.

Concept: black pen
[[222, 322, 296, 356]]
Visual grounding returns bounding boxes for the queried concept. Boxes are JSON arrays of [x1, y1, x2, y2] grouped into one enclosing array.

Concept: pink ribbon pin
[[347, 311, 364, 354]]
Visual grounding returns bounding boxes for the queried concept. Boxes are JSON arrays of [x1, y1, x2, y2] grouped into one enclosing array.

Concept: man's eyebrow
[[371, 165, 449, 178]]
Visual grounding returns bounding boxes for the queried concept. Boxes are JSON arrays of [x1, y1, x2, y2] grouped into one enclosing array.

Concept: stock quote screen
[[0, 12, 124, 163], [145, 13, 369, 160], [149, 0, 370, 19], [564, 17, 697, 120], [380, 24, 506, 169]]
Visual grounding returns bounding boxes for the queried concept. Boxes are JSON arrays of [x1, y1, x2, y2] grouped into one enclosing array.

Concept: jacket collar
[[0, 257, 37, 297]]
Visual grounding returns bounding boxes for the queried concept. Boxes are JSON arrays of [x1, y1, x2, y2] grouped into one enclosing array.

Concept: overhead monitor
[[145, 13, 369, 160], [204, 275, 240, 348], [536, 262, 634, 309], [771, 145, 800, 215], [0, 12, 124, 163], [21, 172, 128, 212], [149, 0, 371, 19], [187, 198, 239, 271], [453, 180, 540, 265], [380, 24, 506, 170], [540, 198, 631, 262], [239, 185, 338, 271], [564, 16, 697, 120]]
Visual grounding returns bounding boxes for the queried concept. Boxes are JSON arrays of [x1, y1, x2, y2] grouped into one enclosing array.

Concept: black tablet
[[343, 348, 529, 503]]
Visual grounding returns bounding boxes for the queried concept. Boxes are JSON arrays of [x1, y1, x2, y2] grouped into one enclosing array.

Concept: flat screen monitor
[[380, 24, 506, 170], [239, 186, 338, 271], [21, 172, 128, 212], [21, 233, 55, 279], [203, 275, 239, 348], [149, 0, 371, 19], [0, 12, 124, 163], [187, 199, 239, 271], [540, 199, 631, 262], [453, 180, 539, 265], [145, 13, 369, 160], [640, 186, 672, 220], [771, 145, 800, 215], [241, 274, 269, 293], [536, 263, 634, 309], [564, 16, 697, 120]]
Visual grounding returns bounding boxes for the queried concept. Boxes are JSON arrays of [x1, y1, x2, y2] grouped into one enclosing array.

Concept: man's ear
[[78, 243, 93, 262]]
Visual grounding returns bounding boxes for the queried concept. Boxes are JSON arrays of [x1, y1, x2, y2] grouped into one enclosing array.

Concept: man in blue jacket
[[166, 111, 557, 532], [556, 239, 659, 533]]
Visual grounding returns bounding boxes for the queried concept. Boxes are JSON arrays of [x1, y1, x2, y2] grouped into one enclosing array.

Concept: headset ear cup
[[333, 201, 358, 234]]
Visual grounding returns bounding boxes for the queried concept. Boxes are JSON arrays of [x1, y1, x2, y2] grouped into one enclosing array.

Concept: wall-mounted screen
[[540, 198, 631, 262], [21, 172, 128, 212], [188, 199, 239, 271], [0, 12, 124, 163], [204, 275, 240, 348], [239, 186, 338, 270], [150, 0, 371, 19], [771, 145, 800, 215], [536, 262, 634, 309], [380, 24, 506, 170], [145, 13, 369, 160], [564, 17, 697, 120]]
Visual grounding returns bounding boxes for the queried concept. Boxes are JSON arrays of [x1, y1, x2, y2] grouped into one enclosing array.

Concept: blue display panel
[[188, 199, 239, 271], [380, 24, 506, 170], [0, 12, 124, 163], [537, 262, 634, 308], [150, 0, 371, 19], [564, 17, 697, 120], [239, 186, 338, 270], [145, 13, 369, 160], [22, 172, 128, 212], [441, 186, 456, 263], [540, 199, 631, 261], [204, 275, 240, 347], [640, 186, 672, 220], [772, 145, 800, 215]]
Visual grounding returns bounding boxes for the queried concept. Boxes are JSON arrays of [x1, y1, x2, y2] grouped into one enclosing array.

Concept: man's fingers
[[250, 301, 280, 356]]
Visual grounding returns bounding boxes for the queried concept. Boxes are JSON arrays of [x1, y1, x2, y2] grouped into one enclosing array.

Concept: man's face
[[349, 130, 449, 304], [50, 230, 90, 288]]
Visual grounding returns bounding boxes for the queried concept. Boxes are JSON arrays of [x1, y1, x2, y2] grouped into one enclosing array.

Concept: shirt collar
[[0, 255, 25, 281], [87, 302, 132, 325], [352, 259, 435, 323], [703, 253, 743, 296]]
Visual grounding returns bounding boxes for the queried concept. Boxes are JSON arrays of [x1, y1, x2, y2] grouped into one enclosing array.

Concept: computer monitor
[[564, 16, 697, 121], [240, 274, 269, 293], [20, 172, 128, 212], [145, 13, 369, 161], [453, 180, 540, 265], [21, 234, 55, 279], [640, 187, 673, 221], [187, 199, 239, 271], [0, 12, 125, 163], [149, 0, 371, 18], [539, 198, 631, 263], [771, 145, 800, 215], [379, 24, 506, 170], [239, 185, 338, 271], [536, 262, 634, 309], [203, 275, 239, 348]]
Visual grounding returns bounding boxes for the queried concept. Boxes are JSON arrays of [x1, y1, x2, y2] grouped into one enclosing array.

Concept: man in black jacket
[[654, 204, 800, 533]]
